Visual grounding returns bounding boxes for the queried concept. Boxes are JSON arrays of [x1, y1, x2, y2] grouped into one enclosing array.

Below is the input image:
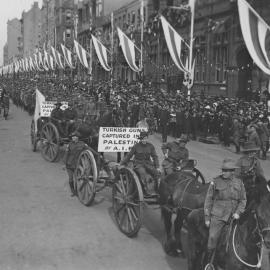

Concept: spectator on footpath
[[232, 117, 242, 154], [256, 118, 269, 160], [160, 104, 171, 143]]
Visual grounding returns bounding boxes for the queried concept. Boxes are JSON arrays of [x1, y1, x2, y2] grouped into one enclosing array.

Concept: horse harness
[[232, 210, 270, 268], [162, 176, 194, 214]]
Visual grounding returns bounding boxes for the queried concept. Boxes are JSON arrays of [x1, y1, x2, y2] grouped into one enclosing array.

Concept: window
[[66, 28, 71, 38], [131, 11, 135, 24], [214, 46, 228, 83], [66, 10, 72, 23], [96, 0, 102, 17]]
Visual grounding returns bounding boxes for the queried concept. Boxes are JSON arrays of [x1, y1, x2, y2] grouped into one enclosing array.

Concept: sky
[[0, 0, 43, 65]]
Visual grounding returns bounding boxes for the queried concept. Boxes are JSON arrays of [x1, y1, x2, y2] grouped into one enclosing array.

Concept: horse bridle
[[254, 211, 270, 248], [232, 208, 270, 268]]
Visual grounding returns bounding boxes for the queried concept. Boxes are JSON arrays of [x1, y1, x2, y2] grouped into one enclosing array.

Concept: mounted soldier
[[120, 131, 161, 196], [51, 101, 65, 136], [204, 158, 247, 269], [161, 134, 189, 175], [63, 102, 78, 136], [235, 141, 264, 204]]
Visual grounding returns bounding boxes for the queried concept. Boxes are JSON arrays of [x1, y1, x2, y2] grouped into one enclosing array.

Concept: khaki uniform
[[120, 142, 160, 190], [204, 175, 246, 249], [235, 156, 264, 178], [161, 141, 189, 174]]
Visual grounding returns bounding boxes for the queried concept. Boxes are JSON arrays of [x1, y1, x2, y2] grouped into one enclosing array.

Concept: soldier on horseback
[[120, 131, 161, 196], [235, 141, 264, 180], [161, 134, 189, 175], [204, 159, 247, 269]]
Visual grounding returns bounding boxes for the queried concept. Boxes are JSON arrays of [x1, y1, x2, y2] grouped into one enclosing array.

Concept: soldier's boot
[[262, 151, 267, 160]]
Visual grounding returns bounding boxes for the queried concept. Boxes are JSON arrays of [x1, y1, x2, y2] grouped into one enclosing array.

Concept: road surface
[[0, 104, 269, 270]]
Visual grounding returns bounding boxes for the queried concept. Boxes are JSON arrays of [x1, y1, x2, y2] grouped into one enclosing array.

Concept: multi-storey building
[[79, 0, 270, 98], [147, 0, 270, 98], [21, 2, 42, 57], [40, 0, 56, 48], [55, 0, 76, 50], [77, 0, 132, 80], [7, 18, 21, 62]]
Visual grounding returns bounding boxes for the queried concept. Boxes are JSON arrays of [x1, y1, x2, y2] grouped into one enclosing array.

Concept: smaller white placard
[[40, 101, 68, 117]]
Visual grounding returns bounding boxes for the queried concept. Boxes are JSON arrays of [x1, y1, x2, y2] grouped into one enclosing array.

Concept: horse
[[183, 176, 270, 270], [75, 109, 123, 151], [159, 169, 209, 256]]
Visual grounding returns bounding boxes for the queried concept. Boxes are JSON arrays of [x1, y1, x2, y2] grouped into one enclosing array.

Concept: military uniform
[[51, 107, 64, 120], [120, 141, 160, 192], [235, 156, 264, 179], [204, 175, 246, 249], [161, 141, 189, 174], [63, 107, 78, 135]]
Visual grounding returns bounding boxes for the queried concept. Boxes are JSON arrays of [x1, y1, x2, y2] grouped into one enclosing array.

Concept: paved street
[[0, 104, 269, 270]]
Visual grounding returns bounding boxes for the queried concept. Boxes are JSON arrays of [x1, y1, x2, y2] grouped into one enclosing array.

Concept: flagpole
[[110, 12, 114, 102], [187, 0, 195, 101], [140, 0, 144, 93]]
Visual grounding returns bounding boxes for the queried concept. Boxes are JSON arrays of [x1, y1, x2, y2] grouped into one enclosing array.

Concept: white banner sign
[[98, 127, 147, 152], [40, 101, 68, 117]]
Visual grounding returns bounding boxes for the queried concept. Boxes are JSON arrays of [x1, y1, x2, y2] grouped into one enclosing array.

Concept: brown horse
[[183, 176, 270, 270], [76, 110, 123, 151], [159, 170, 209, 256]]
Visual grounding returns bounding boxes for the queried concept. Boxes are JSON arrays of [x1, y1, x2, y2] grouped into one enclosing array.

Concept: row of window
[[114, 7, 146, 30]]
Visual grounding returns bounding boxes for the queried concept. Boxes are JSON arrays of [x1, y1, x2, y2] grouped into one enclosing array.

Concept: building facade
[[7, 18, 21, 62], [21, 2, 42, 57], [146, 0, 270, 98], [55, 0, 76, 50], [75, 0, 270, 98], [3, 43, 8, 65], [40, 0, 56, 48]]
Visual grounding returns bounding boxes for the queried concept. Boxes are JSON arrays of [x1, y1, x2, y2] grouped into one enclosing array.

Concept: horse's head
[[253, 179, 270, 249], [112, 109, 123, 127]]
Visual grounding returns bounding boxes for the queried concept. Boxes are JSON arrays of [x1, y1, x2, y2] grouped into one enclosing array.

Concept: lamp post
[[169, 0, 196, 100]]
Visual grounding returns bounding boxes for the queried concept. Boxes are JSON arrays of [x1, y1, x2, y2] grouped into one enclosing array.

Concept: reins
[[232, 212, 270, 268]]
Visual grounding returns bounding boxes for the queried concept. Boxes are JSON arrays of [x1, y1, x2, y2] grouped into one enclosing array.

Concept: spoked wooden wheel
[[75, 149, 97, 206], [40, 122, 60, 162], [193, 168, 206, 184], [112, 167, 144, 238], [30, 120, 37, 152]]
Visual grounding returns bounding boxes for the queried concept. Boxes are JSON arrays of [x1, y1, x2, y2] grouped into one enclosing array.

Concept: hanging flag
[[51, 46, 64, 69], [25, 58, 30, 72], [74, 40, 89, 68], [38, 51, 47, 71], [34, 89, 46, 131], [49, 55, 55, 70], [91, 35, 111, 71], [238, 0, 270, 75], [61, 44, 74, 68], [160, 16, 189, 73], [43, 51, 49, 71], [29, 57, 36, 71], [34, 54, 43, 71], [117, 28, 141, 72]]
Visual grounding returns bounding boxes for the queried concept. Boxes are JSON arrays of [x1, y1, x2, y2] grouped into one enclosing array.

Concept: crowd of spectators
[[1, 74, 269, 159]]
